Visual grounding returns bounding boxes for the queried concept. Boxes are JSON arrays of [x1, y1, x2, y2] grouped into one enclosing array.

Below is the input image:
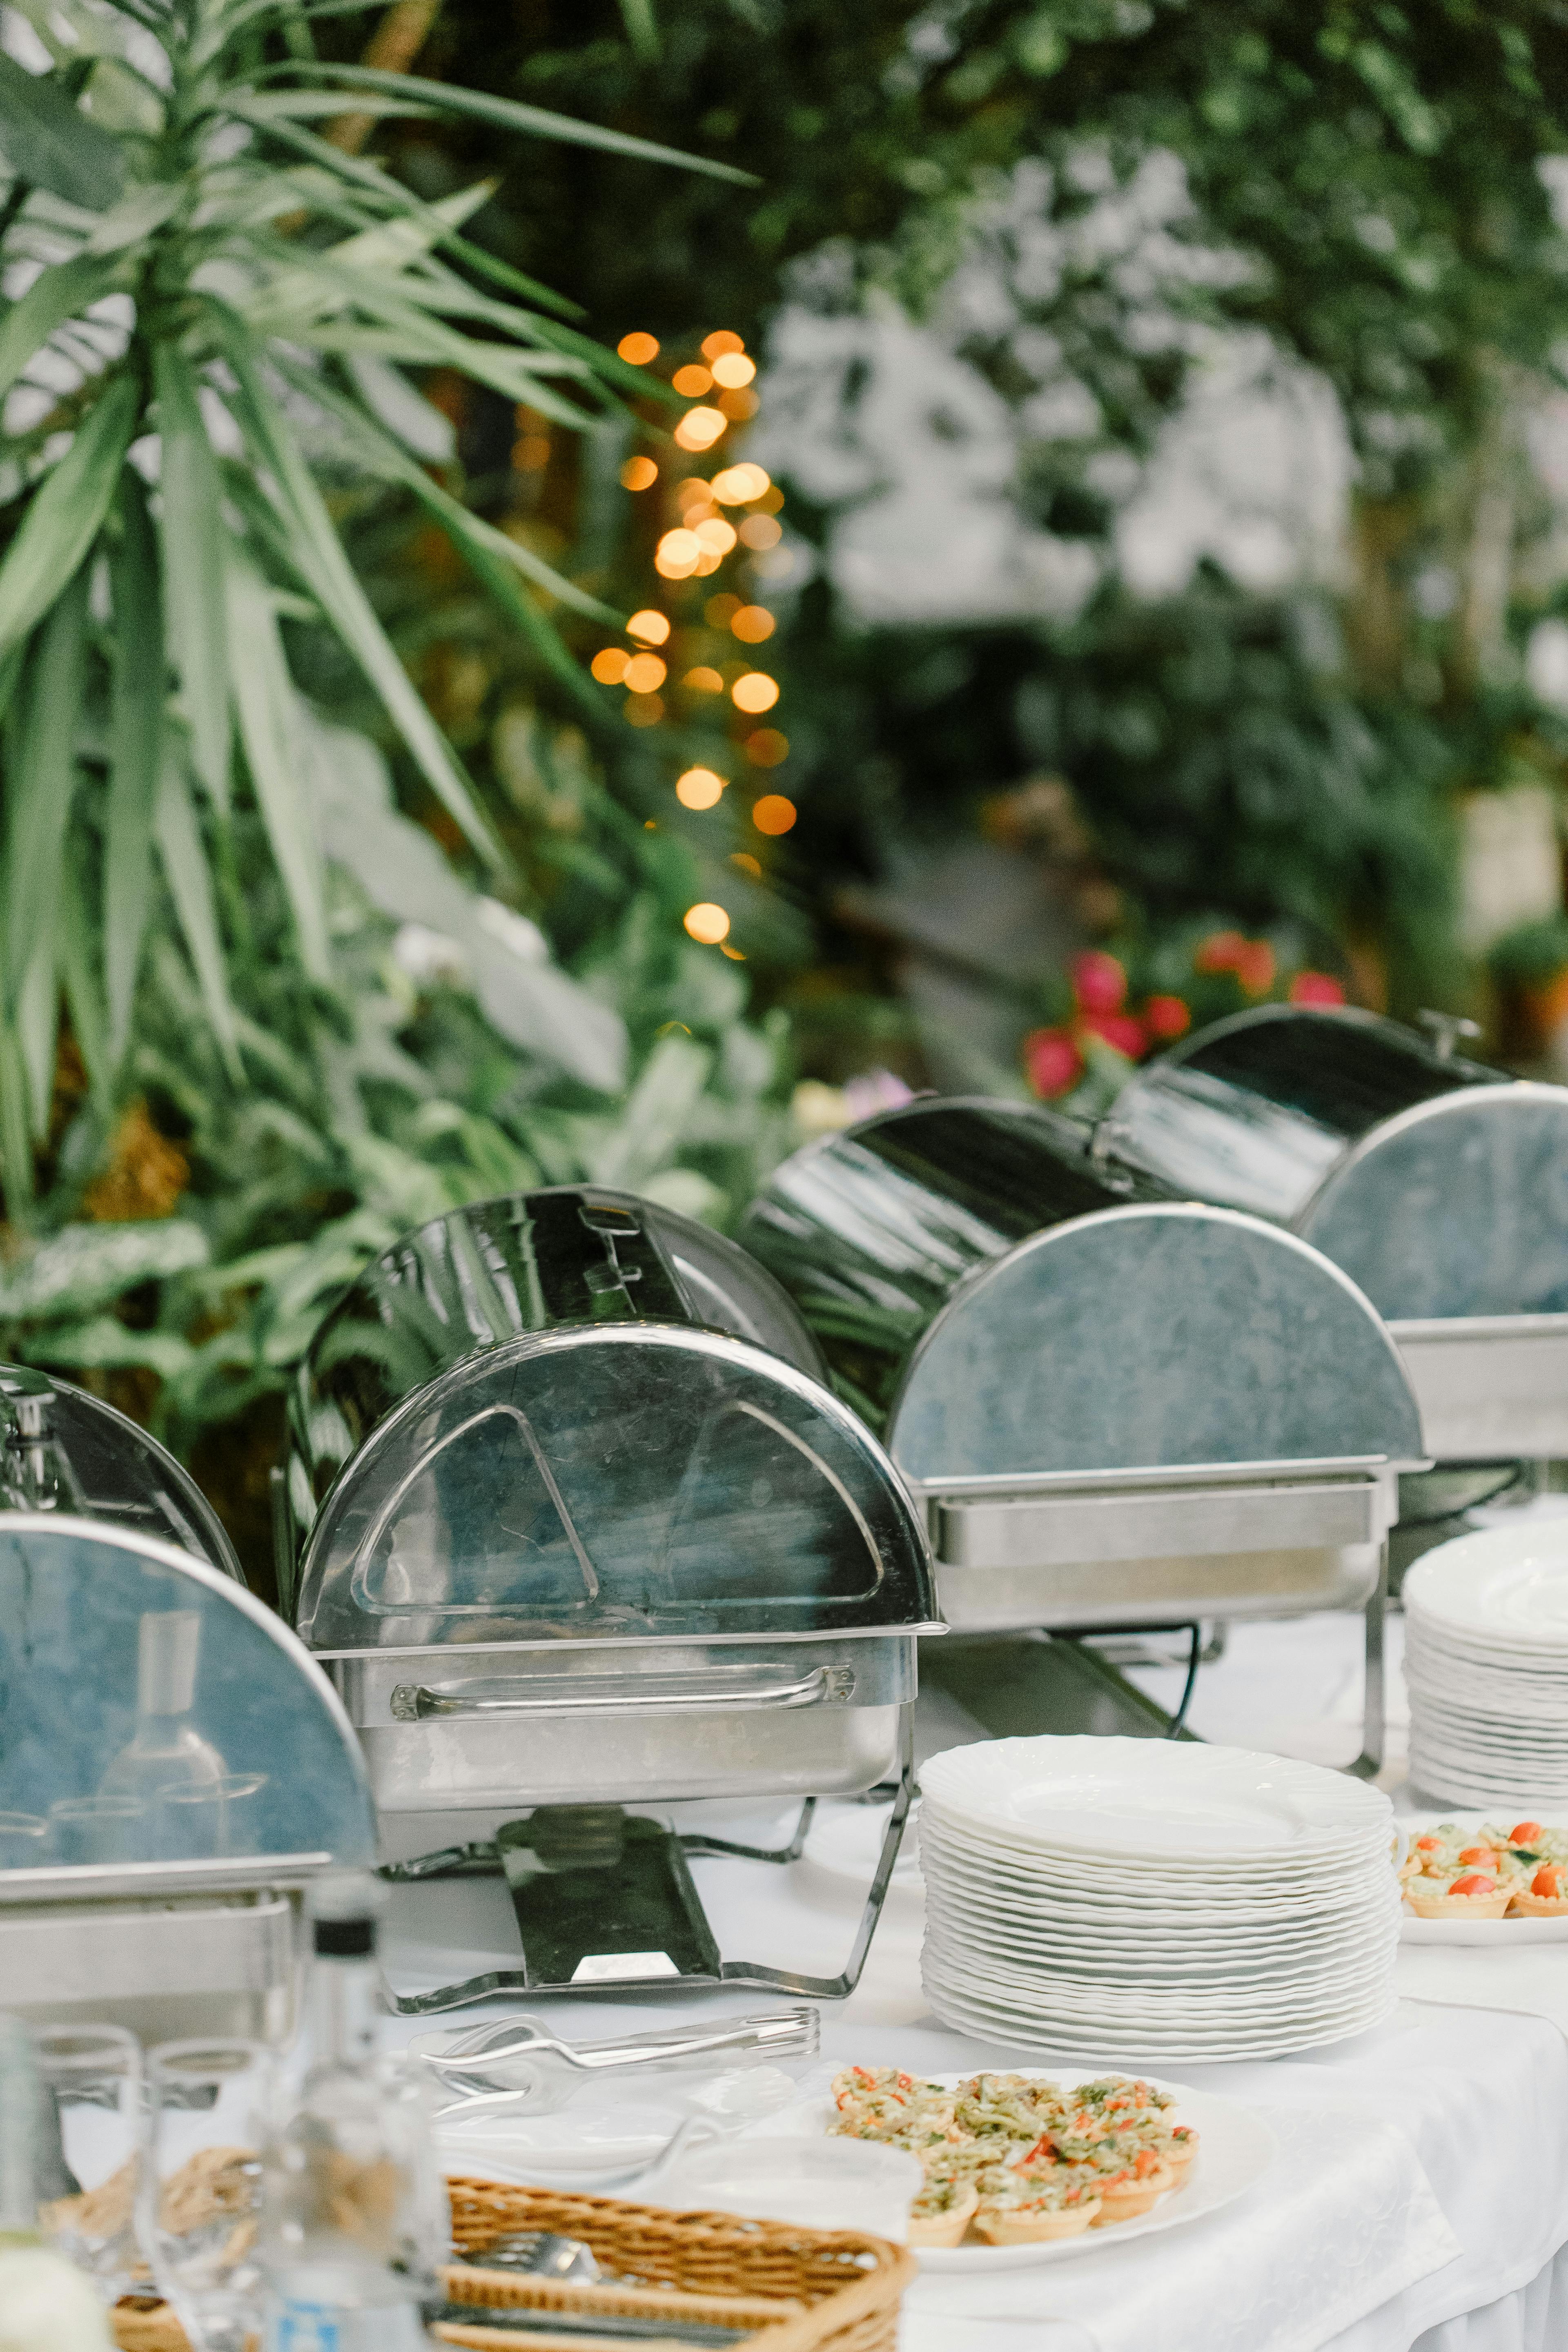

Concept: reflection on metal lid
[[1102, 1005, 1568, 1320], [288, 1191, 932, 1653]]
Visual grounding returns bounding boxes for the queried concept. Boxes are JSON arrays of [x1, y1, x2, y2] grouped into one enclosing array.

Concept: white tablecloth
[[382, 1831, 1568, 2352], [381, 1588, 1568, 2352]]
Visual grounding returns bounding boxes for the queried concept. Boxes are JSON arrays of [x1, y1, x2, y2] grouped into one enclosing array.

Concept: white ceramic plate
[[756, 2069, 1275, 2272], [917, 1823, 1395, 1912], [1405, 1525, 1568, 1648], [920, 1738, 1391, 1862], [802, 1801, 924, 1893], [921, 1980, 1396, 2062]]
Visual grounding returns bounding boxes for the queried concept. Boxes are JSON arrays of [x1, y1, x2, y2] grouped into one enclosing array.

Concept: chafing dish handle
[[390, 1666, 851, 1721]]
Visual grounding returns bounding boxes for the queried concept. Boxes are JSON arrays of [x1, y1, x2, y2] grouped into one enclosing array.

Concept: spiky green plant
[[0, 0, 748, 1205]]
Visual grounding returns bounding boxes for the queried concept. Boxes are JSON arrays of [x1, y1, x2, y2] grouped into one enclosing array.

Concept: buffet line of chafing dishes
[[3, 1003, 1566, 2036]]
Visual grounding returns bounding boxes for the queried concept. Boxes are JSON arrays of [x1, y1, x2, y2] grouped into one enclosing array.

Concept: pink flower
[[1288, 971, 1346, 1007], [1144, 993, 1192, 1041], [1023, 1027, 1086, 1099], [1069, 949, 1128, 1015], [1080, 1010, 1149, 1059]]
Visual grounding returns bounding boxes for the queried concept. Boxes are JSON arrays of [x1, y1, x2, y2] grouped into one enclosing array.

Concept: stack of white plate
[[918, 1735, 1399, 2062], [1405, 1522, 1568, 1806]]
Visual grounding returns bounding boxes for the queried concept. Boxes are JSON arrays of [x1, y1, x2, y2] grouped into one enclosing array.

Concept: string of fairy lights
[[595, 327, 795, 955]]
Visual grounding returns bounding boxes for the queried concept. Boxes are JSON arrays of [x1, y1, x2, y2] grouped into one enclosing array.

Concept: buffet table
[[382, 1640, 1568, 2352]]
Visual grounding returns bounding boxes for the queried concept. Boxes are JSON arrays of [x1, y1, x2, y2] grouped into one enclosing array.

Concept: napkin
[[901, 2103, 1460, 2352]]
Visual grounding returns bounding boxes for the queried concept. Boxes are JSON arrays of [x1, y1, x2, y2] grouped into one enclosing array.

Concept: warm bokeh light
[[702, 330, 746, 359], [675, 477, 713, 508], [710, 463, 772, 506], [617, 332, 659, 364], [760, 485, 786, 513], [620, 455, 658, 491], [682, 666, 724, 693], [731, 851, 763, 877], [674, 406, 726, 452], [684, 902, 731, 944], [732, 672, 780, 714], [590, 647, 630, 684], [710, 352, 757, 389], [693, 516, 737, 555], [720, 943, 747, 960], [706, 592, 743, 626], [744, 728, 790, 767], [655, 528, 702, 579], [623, 653, 668, 695], [625, 693, 664, 728], [738, 513, 783, 550], [694, 547, 725, 576], [731, 605, 775, 643], [627, 609, 670, 645], [672, 363, 713, 396], [752, 794, 797, 836], [676, 766, 726, 809], [717, 388, 759, 421], [512, 434, 550, 471]]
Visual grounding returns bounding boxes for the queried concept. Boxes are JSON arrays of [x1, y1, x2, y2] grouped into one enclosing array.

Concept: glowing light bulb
[[672, 364, 713, 396], [710, 463, 771, 506], [752, 794, 797, 836], [655, 528, 702, 579], [731, 672, 780, 714], [710, 352, 756, 389], [627, 609, 670, 645], [738, 513, 782, 550], [684, 902, 731, 944], [617, 332, 659, 365], [676, 767, 726, 809], [623, 653, 668, 694], [590, 647, 630, 684], [731, 605, 775, 643], [702, 330, 746, 359], [620, 456, 658, 491], [693, 516, 737, 554], [674, 407, 726, 452]]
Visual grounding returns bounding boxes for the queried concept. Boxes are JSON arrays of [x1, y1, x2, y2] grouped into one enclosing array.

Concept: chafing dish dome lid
[[1098, 1005, 1568, 1320], [290, 1189, 933, 1654], [0, 1516, 373, 1885], [741, 1096, 1424, 1483], [0, 1364, 241, 1578]]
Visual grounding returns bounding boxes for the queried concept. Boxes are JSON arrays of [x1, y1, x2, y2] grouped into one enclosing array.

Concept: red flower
[[1080, 1010, 1149, 1059], [1069, 949, 1127, 1015], [1233, 940, 1277, 996], [1144, 993, 1192, 1041], [1023, 1027, 1085, 1098], [1193, 929, 1247, 975], [1288, 971, 1346, 1007]]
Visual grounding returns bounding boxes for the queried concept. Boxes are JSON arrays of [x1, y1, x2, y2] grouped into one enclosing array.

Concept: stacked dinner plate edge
[[1406, 1524, 1568, 1807], [917, 1735, 1399, 2063]]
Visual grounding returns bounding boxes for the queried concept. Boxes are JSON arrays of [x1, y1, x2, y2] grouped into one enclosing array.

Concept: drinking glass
[[34, 2024, 143, 2303], [139, 2038, 276, 2352], [0, 1809, 47, 1867], [158, 1773, 269, 1862], [49, 1792, 148, 1864]]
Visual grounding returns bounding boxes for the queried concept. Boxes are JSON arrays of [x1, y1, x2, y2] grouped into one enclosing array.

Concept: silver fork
[[419, 2007, 818, 2116]]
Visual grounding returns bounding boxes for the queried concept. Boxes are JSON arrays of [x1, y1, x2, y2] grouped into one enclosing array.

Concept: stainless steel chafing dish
[[1, 1361, 241, 1576], [0, 1515, 374, 2040], [282, 1186, 939, 2004], [1098, 1004, 1568, 1464], [740, 1097, 1427, 1772]]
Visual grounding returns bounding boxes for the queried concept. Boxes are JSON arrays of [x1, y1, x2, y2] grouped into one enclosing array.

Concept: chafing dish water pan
[[1099, 1004, 1568, 1462], [742, 1098, 1426, 1773], [284, 1187, 939, 2005], [0, 1516, 374, 2039]]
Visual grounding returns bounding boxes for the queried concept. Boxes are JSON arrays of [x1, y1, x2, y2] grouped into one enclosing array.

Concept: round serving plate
[[755, 2069, 1275, 2275], [920, 1738, 1393, 1864], [916, 1828, 1395, 1923], [1404, 1526, 1568, 1652], [922, 1914, 1399, 1989], [921, 1942, 1395, 2024]]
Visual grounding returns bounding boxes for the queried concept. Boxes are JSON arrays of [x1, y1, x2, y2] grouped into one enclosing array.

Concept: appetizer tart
[[1091, 2153, 1175, 2224], [972, 2169, 1102, 2245], [1401, 1820, 1568, 1918], [907, 2174, 981, 2248], [1509, 1862, 1568, 1917]]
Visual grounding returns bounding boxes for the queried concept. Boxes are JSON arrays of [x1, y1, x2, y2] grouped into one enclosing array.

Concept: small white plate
[[757, 2068, 1275, 2271]]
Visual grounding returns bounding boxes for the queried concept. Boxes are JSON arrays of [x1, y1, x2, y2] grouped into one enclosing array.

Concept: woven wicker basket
[[111, 2175, 917, 2352]]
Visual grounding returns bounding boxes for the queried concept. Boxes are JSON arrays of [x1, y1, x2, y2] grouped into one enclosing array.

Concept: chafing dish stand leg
[[1347, 1543, 1388, 1782], [381, 1715, 916, 2014]]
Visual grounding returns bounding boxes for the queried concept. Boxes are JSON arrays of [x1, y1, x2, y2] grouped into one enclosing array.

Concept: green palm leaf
[[105, 476, 163, 1066], [0, 372, 136, 659], [154, 344, 232, 811]]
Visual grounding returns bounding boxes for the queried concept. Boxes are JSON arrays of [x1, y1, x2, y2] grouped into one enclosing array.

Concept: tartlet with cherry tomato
[[1401, 1821, 1568, 1918]]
